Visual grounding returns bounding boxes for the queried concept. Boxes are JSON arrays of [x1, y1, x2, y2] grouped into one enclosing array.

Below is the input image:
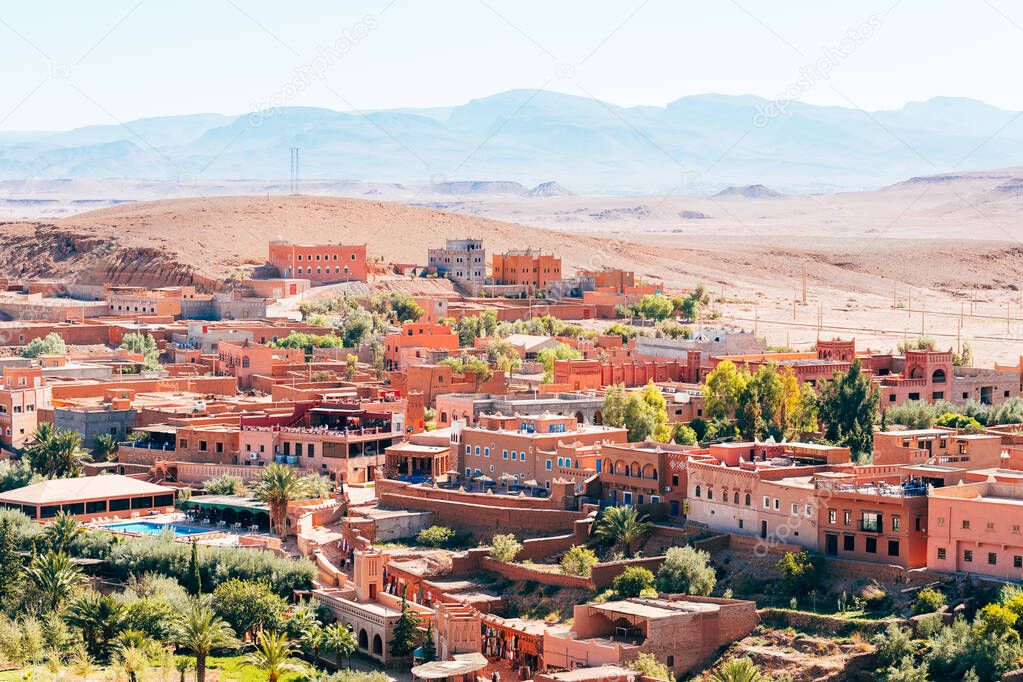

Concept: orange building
[[491, 249, 561, 289], [928, 479, 1023, 579], [383, 323, 460, 371], [216, 340, 305, 389], [0, 366, 52, 450], [872, 428, 1002, 468], [267, 239, 368, 283]]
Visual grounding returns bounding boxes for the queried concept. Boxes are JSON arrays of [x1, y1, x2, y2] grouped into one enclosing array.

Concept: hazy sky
[[2, 0, 1022, 131]]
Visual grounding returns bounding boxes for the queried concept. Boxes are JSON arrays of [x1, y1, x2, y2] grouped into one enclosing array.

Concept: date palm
[[245, 630, 306, 682], [322, 622, 357, 670], [65, 589, 126, 658], [93, 433, 120, 461], [25, 549, 83, 611], [595, 505, 652, 558], [42, 510, 84, 552], [251, 463, 311, 538], [175, 599, 237, 682], [709, 657, 764, 682]]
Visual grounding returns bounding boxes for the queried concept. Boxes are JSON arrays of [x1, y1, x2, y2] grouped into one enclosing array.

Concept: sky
[[2, 0, 1023, 131]]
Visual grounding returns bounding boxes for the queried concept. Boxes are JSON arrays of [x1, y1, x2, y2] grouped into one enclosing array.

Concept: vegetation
[[204, 474, 248, 496], [211, 579, 288, 639], [23, 423, 92, 479], [656, 546, 715, 596], [416, 525, 455, 548], [628, 651, 671, 681], [370, 292, 423, 324], [438, 353, 494, 386], [270, 331, 343, 355], [816, 360, 880, 460], [388, 592, 421, 658], [703, 361, 817, 441], [0, 460, 41, 493], [560, 545, 598, 577], [913, 587, 946, 615], [120, 332, 161, 370], [251, 462, 312, 538], [21, 333, 67, 358], [486, 339, 523, 373], [176, 600, 237, 682], [488, 533, 522, 562], [595, 506, 651, 557], [612, 566, 655, 598], [603, 382, 672, 442], [536, 343, 582, 383], [775, 551, 823, 598], [245, 630, 305, 682], [709, 656, 765, 682]]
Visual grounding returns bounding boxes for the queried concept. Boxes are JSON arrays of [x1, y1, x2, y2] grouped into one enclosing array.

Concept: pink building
[[928, 479, 1023, 579], [267, 239, 368, 283]]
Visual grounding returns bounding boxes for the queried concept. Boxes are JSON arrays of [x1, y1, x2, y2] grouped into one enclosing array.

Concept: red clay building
[[491, 250, 562, 290], [267, 239, 368, 283]]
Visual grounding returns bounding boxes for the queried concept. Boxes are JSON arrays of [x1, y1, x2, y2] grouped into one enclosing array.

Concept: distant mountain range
[[5, 91, 1023, 193]]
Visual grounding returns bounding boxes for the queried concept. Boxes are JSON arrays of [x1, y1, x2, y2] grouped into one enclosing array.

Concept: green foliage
[[704, 360, 749, 423], [0, 459, 42, 493], [450, 310, 498, 347], [775, 551, 823, 596], [438, 353, 494, 385], [953, 340, 974, 367], [23, 423, 92, 478], [493, 314, 587, 340], [990, 397, 1023, 426], [595, 506, 652, 557], [245, 630, 305, 682], [416, 525, 455, 548], [936, 409, 986, 432], [672, 422, 698, 445], [25, 549, 84, 611], [420, 622, 436, 663], [709, 656, 765, 682], [203, 475, 247, 496], [560, 545, 598, 577], [628, 651, 671, 681], [41, 510, 84, 552], [252, 463, 312, 538], [371, 293, 423, 324], [898, 336, 937, 352], [211, 579, 288, 638], [635, 294, 674, 321], [612, 566, 655, 598], [653, 320, 691, 339], [21, 333, 67, 358], [536, 343, 582, 383], [488, 534, 522, 562], [322, 621, 357, 669], [176, 599, 237, 682], [0, 517, 23, 608], [913, 587, 946, 614], [270, 331, 343, 355], [817, 360, 880, 458], [656, 545, 715, 596], [120, 332, 161, 370], [487, 339, 523, 373], [871, 624, 916, 672], [186, 541, 202, 596], [884, 400, 955, 429], [603, 323, 642, 340], [388, 592, 421, 658]]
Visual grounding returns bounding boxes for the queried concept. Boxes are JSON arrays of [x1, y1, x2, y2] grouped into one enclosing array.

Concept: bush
[[913, 587, 946, 614], [203, 475, 247, 496], [488, 534, 522, 562], [416, 526, 455, 548], [870, 623, 915, 671], [560, 546, 598, 578], [656, 546, 715, 596], [612, 566, 655, 598], [627, 652, 670, 681], [775, 551, 823, 596], [859, 582, 890, 611]]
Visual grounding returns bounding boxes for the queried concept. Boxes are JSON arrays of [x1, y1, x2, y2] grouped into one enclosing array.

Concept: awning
[[411, 653, 487, 680]]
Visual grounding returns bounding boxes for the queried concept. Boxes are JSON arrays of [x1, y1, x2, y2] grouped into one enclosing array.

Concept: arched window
[[745, 493, 751, 506], [708, 488, 714, 500], [372, 634, 383, 655], [733, 491, 739, 504], [241, 356, 250, 368], [695, 485, 701, 498], [358, 629, 368, 649], [932, 368, 947, 384]]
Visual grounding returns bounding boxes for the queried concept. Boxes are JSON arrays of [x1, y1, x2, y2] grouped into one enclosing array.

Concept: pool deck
[[92, 512, 267, 545]]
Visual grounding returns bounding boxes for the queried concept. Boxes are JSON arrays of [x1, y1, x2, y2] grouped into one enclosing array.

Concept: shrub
[[612, 566, 655, 598], [656, 546, 715, 596], [775, 551, 823, 596], [488, 534, 522, 562], [560, 546, 598, 578], [859, 582, 890, 611], [913, 587, 946, 614], [627, 652, 670, 681], [416, 526, 455, 548], [870, 623, 915, 671], [203, 475, 247, 496]]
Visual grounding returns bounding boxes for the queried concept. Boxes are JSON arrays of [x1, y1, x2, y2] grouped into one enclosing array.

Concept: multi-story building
[[873, 428, 1003, 468], [106, 286, 197, 317], [383, 323, 460, 372], [267, 239, 368, 283], [435, 392, 606, 429], [598, 441, 706, 516], [427, 238, 487, 281], [0, 366, 51, 450], [454, 414, 627, 490], [491, 249, 562, 290], [928, 479, 1023, 579]]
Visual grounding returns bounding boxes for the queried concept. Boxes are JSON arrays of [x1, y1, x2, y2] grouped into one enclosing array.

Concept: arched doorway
[[593, 410, 603, 425], [359, 629, 369, 650], [372, 634, 383, 656], [574, 411, 584, 424]]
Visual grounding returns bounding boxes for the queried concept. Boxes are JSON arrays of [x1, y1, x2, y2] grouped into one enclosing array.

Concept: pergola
[[179, 494, 271, 531]]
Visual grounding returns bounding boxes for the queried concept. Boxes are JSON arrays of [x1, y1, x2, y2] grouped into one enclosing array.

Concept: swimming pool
[[104, 521, 209, 537]]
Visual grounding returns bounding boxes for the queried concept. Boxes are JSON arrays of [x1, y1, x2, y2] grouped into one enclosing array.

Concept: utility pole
[[289, 147, 301, 195], [801, 263, 807, 305]]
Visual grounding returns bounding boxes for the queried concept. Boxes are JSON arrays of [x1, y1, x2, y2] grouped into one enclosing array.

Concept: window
[[843, 535, 855, 551], [862, 512, 881, 532], [474, 446, 481, 456], [745, 493, 751, 506], [937, 517, 945, 527], [962, 519, 970, 530], [1015, 556, 1022, 569], [763, 496, 770, 509], [774, 498, 780, 510], [805, 504, 812, 516], [828, 509, 837, 524], [964, 549, 973, 562], [707, 489, 714, 500], [888, 540, 900, 556], [989, 552, 998, 566], [987, 522, 995, 531], [545, 459, 552, 470], [484, 447, 490, 457], [465, 445, 471, 454], [865, 537, 877, 553], [519, 452, 526, 461], [199, 440, 208, 452], [791, 503, 798, 515], [844, 510, 851, 526], [892, 516, 901, 532], [502, 449, 508, 460], [672, 475, 679, 487], [733, 491, 739, 504], [695, 486, 701, 498], [937, 547, 946, 560]]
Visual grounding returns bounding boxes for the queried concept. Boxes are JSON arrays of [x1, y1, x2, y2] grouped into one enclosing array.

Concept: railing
[[119, 441, 175, 451], [816, 479, 927, 498]]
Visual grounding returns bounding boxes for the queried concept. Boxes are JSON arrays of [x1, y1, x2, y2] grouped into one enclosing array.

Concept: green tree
[[42, 510, 83, 552], [636, 294, 673, 320], [204, 474, 247, 496], [595, 506, 651, 557], [0, 517, 23, 606], [612, 566, 655, 598], [21, 333, 67, 358], [93, 433, 120, 461], [536, 343, 582, 384], [23, 423, 91, 478], [186, 541, 202, 595], [323, 622, 356, 670], [420, 622, 437, 662], [656, 546, 715, 596], [416, 526, 454, 548], [628, 652, 671, 681], [388, 591, 421, 658], [0, 459, 41, 492], [704, 360, 750, 422], [602, 384, 628, 429], [775, 551, 823, 596], [245, 630, 305, 682], [211, 579, 287, 639], [120, 332, 161, 371], [25, 549, 84, 611], [672, 423, 698, 445], [65, 590, 127, 659], [817, 360, 880, 459], [913, 587, 946, 615], [252, 462, 312, 538], [488, 534, 522, 562]]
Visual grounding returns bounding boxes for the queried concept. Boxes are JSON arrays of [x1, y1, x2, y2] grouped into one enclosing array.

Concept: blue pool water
[[104, 521, 208, 536]]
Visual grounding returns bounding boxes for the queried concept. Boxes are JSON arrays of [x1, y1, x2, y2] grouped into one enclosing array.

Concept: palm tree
[[709, 657, 764, 682], [65, 589, 126, 658], [175, 599, 237, 682], [251, 463, 311, 538], [322, 622, 356, 670], [42, 510, 84, 552], [245, 630, 306, 682], [23, 424, 91, 478], [595, 505, 652, 557], [93, 433, 120, 461], [113, 629, 157, 682], [25, 549, 83, 611]]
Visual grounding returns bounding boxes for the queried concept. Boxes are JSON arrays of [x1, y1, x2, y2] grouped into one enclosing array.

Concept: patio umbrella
[[476, 475, 494, 483], [445, 469, 461, 477], [499, 473, 517, 482], [523, 479, 539, 488]]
